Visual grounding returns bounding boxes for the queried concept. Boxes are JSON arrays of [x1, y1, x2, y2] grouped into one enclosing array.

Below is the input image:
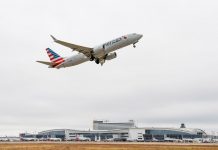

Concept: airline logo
[[46, 48, 64, 66]]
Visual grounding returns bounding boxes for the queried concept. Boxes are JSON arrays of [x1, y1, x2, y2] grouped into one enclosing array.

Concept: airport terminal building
[[20, 121, 208, 142], [93, 120, 135, 130]]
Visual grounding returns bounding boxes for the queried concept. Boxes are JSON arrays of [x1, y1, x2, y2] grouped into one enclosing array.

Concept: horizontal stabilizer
[[36, 61, 53, 66]]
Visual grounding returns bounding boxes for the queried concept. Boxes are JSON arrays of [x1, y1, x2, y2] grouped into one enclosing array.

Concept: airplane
[[37, 33, 143, 68]]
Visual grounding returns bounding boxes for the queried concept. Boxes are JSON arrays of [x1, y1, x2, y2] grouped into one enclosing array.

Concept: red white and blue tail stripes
[[46, 48, 64, 67]]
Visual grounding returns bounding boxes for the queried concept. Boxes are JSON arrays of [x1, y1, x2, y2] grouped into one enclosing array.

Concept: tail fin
[[46, 48, 64, 64]]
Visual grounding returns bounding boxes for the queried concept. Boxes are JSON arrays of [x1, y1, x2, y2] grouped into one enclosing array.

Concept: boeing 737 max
[[37, 33, 143, 68]]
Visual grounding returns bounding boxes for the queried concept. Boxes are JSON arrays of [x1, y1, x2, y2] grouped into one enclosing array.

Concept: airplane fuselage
[[59, 33, 142, 68]]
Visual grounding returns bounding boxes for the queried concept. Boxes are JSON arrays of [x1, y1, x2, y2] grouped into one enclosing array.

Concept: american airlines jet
[[37, 33, 143, 68]]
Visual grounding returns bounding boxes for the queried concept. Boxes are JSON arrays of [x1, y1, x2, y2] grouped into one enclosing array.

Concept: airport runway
[[0, 142, 218, 150]]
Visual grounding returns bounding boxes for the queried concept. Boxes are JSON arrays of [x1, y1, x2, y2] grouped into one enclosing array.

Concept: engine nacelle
[[105, 52, 117, 60]]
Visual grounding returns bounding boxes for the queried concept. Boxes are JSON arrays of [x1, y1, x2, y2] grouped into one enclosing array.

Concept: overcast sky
[[0, 0, 218, 136]]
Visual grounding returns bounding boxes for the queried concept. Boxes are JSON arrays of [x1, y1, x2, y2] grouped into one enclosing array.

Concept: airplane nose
[[139, 34, 143, 39]]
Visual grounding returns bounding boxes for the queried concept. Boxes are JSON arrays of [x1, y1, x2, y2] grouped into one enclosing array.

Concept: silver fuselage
[[58, 33, 142, 68]]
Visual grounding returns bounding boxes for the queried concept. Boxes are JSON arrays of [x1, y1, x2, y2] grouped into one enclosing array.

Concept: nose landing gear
[[133, 41, 138, 48]]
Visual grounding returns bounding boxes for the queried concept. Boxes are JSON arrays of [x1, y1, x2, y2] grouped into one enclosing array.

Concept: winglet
[[50, 35, 57, 41]]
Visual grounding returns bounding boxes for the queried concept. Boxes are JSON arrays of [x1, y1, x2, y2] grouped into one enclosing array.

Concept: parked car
[[126, 138, 136, 142], [48, 138, 62, 141], [77, 137, 91, 141]]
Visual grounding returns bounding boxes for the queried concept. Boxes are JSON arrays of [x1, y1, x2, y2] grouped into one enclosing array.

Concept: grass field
[[0, 142, 218, 150]]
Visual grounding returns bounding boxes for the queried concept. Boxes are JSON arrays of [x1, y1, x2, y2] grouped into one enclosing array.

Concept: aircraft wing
[[50, 35, 93, 58]]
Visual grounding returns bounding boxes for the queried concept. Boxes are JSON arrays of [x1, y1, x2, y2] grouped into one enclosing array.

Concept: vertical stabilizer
[[46, 48, 64, 64]]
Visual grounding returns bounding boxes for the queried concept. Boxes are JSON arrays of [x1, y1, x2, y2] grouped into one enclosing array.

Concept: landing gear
[[133, 41, 138, 48], [95, 58, 100, 64], [100, 60, 105, 66], [90, 55, 95, 61]]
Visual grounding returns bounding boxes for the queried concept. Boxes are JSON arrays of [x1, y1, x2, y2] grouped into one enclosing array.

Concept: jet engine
[[105, 52, 117, 60]]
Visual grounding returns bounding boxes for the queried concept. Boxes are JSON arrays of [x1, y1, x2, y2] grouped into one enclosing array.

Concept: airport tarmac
[[0, 142, 218, 150]]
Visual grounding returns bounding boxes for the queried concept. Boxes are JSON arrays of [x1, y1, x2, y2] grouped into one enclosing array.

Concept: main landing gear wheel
[[90, 55, 95, 61], [133, 44, 136, 48], [95, 58, 100, 64]]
